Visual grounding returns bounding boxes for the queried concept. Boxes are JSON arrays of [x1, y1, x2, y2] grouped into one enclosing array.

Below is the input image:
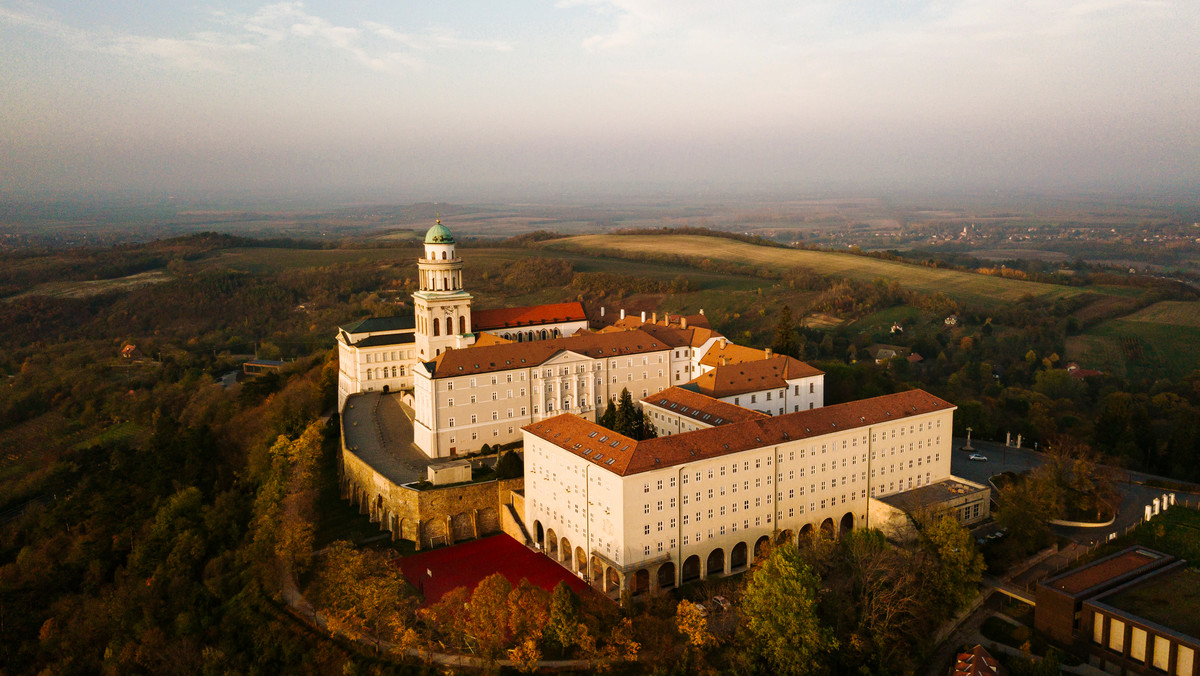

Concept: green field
[[1067, 301, 1200, 380], [1121, 300, 1200, 327], [542, 234, 1100, 309]]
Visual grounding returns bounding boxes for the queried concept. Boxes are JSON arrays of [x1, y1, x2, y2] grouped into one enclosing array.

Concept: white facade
[[412, 340, 675, 458], [523, 390, 956, 596]]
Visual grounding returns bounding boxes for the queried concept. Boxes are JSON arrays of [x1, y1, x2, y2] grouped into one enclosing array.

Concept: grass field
[[7, 270, 173, 301], [542, 234, 1100, 309], [1067, 301, 1200, 380], [1121, 300, 1200, 327]]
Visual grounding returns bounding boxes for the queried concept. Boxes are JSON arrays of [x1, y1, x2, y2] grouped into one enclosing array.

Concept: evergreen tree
[[614, 388, 636, 436], [640, 412, 658, 440], [599, 398, 617, 429], [772, 305, 798, 358]]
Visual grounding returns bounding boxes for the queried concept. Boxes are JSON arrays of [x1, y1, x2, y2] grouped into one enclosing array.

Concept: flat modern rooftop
[[1103, 567, 1200, 639], [1047, 548, 1167, 596], [877, 477, 987, 510]]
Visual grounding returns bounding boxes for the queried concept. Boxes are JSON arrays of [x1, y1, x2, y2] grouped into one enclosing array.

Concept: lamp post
[[963, 427, 974, 452]]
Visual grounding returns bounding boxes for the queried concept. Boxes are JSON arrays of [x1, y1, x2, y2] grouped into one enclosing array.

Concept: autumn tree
[[544, 582, 582, 656], [676, 599, 716, 656], [918, 513, 986, 614], [739, 542, 836, 675], [310, 541, 419, 652]]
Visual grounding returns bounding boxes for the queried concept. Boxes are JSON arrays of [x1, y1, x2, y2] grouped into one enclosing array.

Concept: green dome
[[424, 221, 455, 244]]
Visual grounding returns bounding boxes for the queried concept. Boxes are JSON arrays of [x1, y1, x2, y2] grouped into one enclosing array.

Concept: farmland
[[541, 234, 1101, 309], [1066, 301, 1200, 380]]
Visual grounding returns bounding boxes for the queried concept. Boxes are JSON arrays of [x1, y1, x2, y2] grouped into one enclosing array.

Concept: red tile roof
[[699, 341, 768, 367], [472, 302, 587, 331], [642, 387, 768, 427], [954, 645, 1001, 676], [430, 328, 670, 378], [688, 355, 824, 398], [607, 313, 710, 330], [523, 389, 955, 477], [596, 321, 722, 349]]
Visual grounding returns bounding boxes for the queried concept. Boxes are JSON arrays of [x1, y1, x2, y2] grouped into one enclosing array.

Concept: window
[[644, 525, 650, 535], [448, 417, 455, 427], [644, 504, 650, 515]]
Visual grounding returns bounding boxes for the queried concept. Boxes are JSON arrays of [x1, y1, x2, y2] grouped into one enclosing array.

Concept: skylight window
[[588, 431, 597, 438], [605, 458, 615, 465], [598, 435, 609, 442]]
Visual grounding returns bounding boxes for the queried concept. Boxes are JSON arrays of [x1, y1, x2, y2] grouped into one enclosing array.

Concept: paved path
[[342, 392, 441, 485]]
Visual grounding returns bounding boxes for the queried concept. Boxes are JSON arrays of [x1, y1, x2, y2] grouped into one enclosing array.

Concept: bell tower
[[413, 219, 473, 360]]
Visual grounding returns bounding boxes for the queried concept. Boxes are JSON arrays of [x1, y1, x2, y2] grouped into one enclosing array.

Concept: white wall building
[[523, 389, 957, 597]]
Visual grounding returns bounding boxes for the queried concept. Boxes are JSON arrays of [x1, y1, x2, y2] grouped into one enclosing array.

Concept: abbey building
[[337, 220, 988, 596]]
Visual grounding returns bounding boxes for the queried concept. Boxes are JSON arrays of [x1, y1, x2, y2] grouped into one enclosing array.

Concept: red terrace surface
[[397, 534, 595, 607]]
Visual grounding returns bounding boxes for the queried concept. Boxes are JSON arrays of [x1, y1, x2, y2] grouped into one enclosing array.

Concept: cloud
[[0, 1, 510, 73]]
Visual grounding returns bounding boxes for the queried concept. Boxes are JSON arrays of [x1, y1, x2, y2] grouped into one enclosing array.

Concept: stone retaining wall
[[340, 443, 524, 549]]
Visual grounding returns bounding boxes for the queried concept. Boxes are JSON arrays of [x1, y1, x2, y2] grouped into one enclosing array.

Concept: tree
[[311, 541, 420, 651], [495, 450, 524, 479], [614, 388, 637, 436], [918, 513, 985, 614], [544, 582, 581, 656], [464, 573, 513, 659], [675, 599, 716, 651], [772, 305, 798, 358], [739, 542, 836, 675], [599, 398, 616, 429]]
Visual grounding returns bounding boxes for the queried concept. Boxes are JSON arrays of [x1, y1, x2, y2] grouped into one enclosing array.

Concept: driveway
[[949, 437, 1197, 546]]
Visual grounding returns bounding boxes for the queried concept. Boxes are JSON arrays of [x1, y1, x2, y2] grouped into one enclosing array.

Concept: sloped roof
[[523, 389, 955, 477], [642, 387, 768, 427], [340, 315, 416, 335], [686, 355, 824, 398], [354, 333, 417, 348], [597, 322, 721, 349], [954, 645, 1001, 676], [607, 313, 710, 330], [430, 328, 670, 378], [699, 341, 768, 368], [471, 332, 513, 347], [472, 302, 587, 330]]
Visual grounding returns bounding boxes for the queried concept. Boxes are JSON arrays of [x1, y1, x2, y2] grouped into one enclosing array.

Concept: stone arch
[[777, 529, 795, 545], [754, 535, 771, 560], [820, 517, 835, 538], [590, 556, 605, 587], [633, 569, 650, 596], [840, 511, 854, 537], [657, 561, 676, 590], [730, 542, 749, 570], [546, 528, 558, 558], [706, 548, 725, 577], [606, 567, 621, 594], [560, 537, 571, 563], [682, 555, 702, 583], [800, 523, 814, 540], [534, 521, 545, 549], [574, 546, 587, 574]]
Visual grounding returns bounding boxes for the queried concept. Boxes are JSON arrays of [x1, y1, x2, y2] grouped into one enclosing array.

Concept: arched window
[[433, 318, 440, 336], [459, 316, 466, 334], [541, 329, 547, 340], [444, 276, 449, 289]]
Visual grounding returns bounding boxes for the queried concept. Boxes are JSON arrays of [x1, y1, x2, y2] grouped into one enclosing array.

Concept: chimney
[[699, 308, 705, 315], [681, 317, 688, 329], [641, 311, 646, 322], [765, 348, 773, 359], [720, 357, 728, 366], [652, 312, 657, 324], [620, 308, 625, 320], [600, 306, 606, 317], [719, 337, 728, 349]]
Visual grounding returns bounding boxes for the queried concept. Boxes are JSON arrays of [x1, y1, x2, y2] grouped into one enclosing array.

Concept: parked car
[[968, 453, 988, 462], [711, 595, 731, 612]]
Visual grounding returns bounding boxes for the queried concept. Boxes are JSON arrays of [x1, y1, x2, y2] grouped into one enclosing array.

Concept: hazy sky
[[2, 1, 1198, 201]]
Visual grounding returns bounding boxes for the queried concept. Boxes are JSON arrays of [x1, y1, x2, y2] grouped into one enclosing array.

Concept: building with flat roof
[[1036, 545, 1198, 675]]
